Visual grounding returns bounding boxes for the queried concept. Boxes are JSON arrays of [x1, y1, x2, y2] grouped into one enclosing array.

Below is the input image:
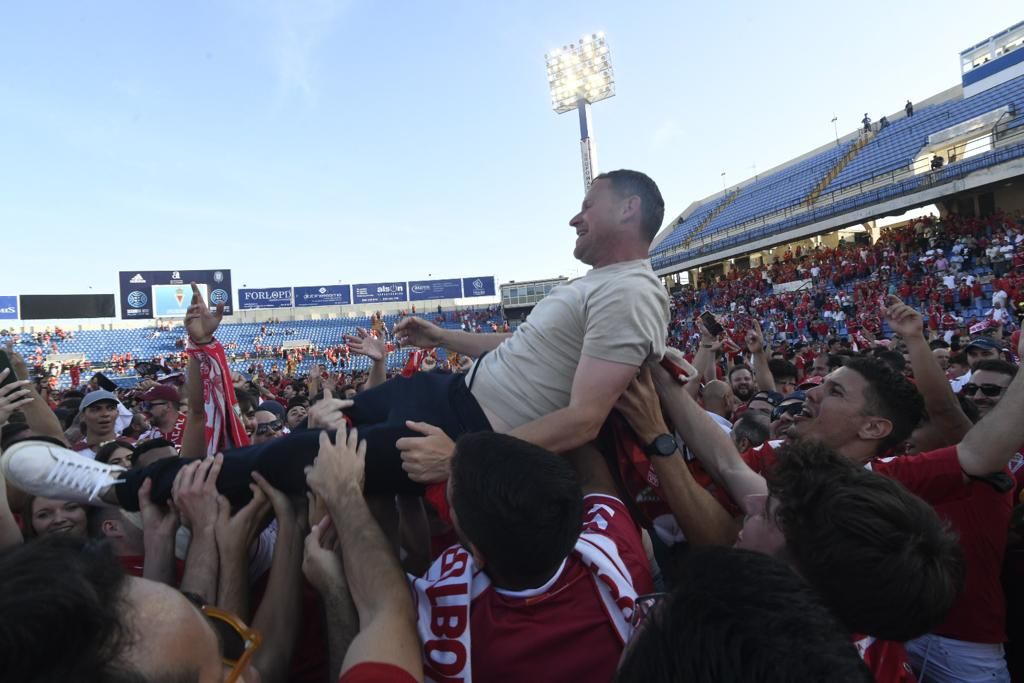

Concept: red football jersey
[[412, 495, 653, 683]]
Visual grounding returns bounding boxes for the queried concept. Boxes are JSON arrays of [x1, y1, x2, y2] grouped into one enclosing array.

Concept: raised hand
[[345, 328, 387, 361], [307, 424, 367, 499], [882, 296, 925, 340], [184, 282, 223, 344], [5, 342, 29, 381], [306, 387, 353, 430], [302, 517, 347, 596], [745, 320, 767, 354], [393, 316, 445, 349], [615, 367, 671, 445], [396, 421, 456, 484], [0, 371, 33, 426], [139, 477, 180, 539], [171, 454, 224, 531]]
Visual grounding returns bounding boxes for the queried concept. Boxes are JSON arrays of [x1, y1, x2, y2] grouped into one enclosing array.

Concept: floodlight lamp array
[[545, 32, 615, 114]]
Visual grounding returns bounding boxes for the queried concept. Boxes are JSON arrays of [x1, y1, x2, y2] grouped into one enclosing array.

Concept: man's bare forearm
[[322, 582, 359, 681], [438, 329, 511, 358], [507, 406, 602, 454], [365, 358, 387, 390], [327, 485, 415, 622], [252, 520, 304, 683], [959, 365, 1024, 475], [904, 334, 971, 445], [750, 351, 776, 393], [180, 529, 219, 605]]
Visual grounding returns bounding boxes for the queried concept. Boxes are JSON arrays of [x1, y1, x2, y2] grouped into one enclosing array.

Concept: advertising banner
[[0, 296, 17, 320], [239, 287, 293, 310], [407, 278, 463, 302], [294, 285, 351, 308], [119, 270, 233, 319], [352, 282, 407, 305], [462, 276, 496, 298]]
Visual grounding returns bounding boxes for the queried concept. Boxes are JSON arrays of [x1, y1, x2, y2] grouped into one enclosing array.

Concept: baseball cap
[[137, 384, 180, 404], [964, 337, 1003, 352], [259, 400, 286, 419], [79, 390, 121, 414]]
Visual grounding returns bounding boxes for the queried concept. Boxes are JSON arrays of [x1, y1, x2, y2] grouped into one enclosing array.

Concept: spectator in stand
[[23, 496, 89, 540], [701, 380, 736, 432], [251, 410, 284, 445], [964, 337, 1003, 368], [906, 99, 914, 117], [136, 384, 186, 448], [285, 398, 309, 431], [727, 364, 756, 403], [862, 113, 872, 132], [961, 359, 1017, 419], [74, 390, 131, 458]]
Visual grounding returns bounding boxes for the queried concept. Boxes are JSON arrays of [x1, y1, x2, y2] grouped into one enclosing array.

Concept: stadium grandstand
[[650, 19, 1024, 284]]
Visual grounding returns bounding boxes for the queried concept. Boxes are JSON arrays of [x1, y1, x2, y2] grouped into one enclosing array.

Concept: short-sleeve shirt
[[411, 494, 653, 683], [729, 442, 1012, 644], [470, 260, 669, 428]]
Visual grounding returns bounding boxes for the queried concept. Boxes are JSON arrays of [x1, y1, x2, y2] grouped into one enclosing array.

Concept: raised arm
[[5, 344, 66, 443], [651, 362, 768, 502], [395, 316, 509, 358], [884, 296, 971, 447], [958, 330, 1024, 476], [745, 321, 777, 393], [180, 354, 207, 458], [616, 367, 738, 545], [307, 427, 423, 681], [345, 328, 389, 390]]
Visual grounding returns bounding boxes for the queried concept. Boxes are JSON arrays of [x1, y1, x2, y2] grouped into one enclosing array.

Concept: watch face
[[652, 434, 677, 456]]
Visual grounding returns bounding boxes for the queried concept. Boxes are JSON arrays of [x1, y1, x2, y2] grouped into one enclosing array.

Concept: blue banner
[[352, 282, 407, 305], [239, 287, 293, 310], [118, 269, 233, 319], [294, 285, 351, 307], [408, 278, 463, 302], [462, 276, 496, 298], [0, 296, 17, 320]]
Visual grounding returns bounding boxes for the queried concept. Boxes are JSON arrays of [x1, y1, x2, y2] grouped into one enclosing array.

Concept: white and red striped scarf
[[411, 534, 639, 682], [186, 338, 250, 456]]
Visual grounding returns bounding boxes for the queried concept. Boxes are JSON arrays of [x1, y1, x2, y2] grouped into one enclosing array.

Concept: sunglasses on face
[[962, 383, 1005, 397], [631, 592, 670, 628], [772, 402, 805, 421], [181, 592, 261, 683], [254, 418, 283, 436]]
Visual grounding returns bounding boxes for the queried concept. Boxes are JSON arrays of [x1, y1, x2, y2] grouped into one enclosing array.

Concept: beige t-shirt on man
[[469, 259, 669, 430]]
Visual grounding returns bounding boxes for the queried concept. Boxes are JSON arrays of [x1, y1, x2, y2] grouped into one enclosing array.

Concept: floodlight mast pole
[[578, 97, 597, 192]]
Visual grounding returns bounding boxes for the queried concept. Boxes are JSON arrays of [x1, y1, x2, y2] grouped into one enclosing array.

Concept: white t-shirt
[[470, 260, 669, 429]]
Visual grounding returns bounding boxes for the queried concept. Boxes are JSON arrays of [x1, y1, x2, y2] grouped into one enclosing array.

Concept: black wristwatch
[[644, 434, 678, 458]]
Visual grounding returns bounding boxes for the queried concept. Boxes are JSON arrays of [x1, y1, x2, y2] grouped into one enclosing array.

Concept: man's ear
[[101, 519, 124, 539], [857, 416, 893, 444]]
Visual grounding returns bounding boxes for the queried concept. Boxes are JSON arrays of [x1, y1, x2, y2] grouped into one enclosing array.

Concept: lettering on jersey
[[421, 546, 473, 682]]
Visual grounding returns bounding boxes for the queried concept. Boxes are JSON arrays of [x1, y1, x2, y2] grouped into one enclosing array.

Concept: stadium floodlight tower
[[545, 32, 615, 193]]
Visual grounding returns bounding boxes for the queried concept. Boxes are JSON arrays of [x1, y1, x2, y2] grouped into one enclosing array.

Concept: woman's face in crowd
[[107, 446, 135, 469], [31, 497, 88, 538]]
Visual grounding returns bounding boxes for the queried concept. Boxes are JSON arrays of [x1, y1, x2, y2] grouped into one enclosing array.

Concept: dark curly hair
[[767, 441, 964, 641], [842, 356, 925, 452]]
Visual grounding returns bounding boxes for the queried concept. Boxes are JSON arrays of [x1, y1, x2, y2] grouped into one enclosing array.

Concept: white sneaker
[[1, 440, 125, 505]]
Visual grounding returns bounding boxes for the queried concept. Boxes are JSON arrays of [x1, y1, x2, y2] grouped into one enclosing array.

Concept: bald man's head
[[703, 380, 735, 421]]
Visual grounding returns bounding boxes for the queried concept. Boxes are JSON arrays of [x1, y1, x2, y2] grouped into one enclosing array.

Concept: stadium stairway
[[804, 129, 877, 206], [683, 189, 741, 248]]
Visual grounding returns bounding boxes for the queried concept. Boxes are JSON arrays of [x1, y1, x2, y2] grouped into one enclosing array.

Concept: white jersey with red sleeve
[[410, 494, 653, 683]]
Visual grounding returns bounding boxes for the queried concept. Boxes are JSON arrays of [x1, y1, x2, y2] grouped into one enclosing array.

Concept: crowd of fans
[[1, 170, 1023, 682]]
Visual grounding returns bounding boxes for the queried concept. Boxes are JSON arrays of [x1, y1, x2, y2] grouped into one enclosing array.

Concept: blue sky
[[1, 1, 1020, 299]]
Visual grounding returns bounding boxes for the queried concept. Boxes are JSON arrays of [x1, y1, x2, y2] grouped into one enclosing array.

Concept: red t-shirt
[[338, 662, 417, 683], [412, 494, 653, 683], [868, 447, 1012, 643], [733, 442, 1012, 644]]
